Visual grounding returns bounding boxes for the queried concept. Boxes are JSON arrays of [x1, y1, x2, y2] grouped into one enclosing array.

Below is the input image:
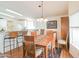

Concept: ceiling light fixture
[[37, 1, 48, 22], [6, 9, 23, 16], [0, 12, 14, 18]]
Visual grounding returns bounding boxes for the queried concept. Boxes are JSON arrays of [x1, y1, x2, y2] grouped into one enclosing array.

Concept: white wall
[[69, 1, 79, 15], [69, 2, 79, 57], [0, 19, 7, 31], [46, 16, 61, 40]]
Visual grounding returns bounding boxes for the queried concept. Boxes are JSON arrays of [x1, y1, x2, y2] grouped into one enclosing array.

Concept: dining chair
[[40, 29, 45, 35], [46, 30, 57, 56], [57, 33, 69, 49], [23, 36, 44, 58], [46, 30, 53, 37], [22, 31, 27, 36], [31, 31, 37, 36], [31, 31, 38, 40], [9, 31, 18, 38], [46, 30, 54, 56], [51, 32, 57, 56]]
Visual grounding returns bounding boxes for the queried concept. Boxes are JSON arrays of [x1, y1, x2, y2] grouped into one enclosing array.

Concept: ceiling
[[0, 1, 68, 19]]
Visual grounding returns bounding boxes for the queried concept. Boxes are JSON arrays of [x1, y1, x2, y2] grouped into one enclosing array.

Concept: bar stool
[[3, 32, 19, 57]]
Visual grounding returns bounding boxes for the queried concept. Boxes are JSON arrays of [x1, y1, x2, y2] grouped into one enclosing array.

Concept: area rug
[[48, 47, 62, 58]]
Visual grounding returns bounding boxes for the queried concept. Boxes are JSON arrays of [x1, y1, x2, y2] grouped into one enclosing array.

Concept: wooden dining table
[[35, 35, 52, 58], [23, 35, 52, 58]]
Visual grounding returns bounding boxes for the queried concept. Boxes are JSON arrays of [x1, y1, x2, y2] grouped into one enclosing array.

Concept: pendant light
[[37, 1, 48, 22]]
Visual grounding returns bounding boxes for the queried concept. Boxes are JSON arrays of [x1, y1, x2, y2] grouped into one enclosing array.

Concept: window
[[25, 20, 35, 29]]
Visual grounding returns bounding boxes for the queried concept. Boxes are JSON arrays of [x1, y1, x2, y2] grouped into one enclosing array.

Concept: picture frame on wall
[[47, 20, 57, 29]]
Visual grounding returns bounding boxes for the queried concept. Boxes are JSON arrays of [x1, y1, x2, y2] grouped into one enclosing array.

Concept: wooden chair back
[[46, 30, 57, 48], [40, 29, 44, 35], [31, 32, 37, 36], [52, 32, 57, 48], [9, 31, 18, 38], [22, 31, 27, 36], [24, 36, 36, 57], [46, 30, 53, 38]]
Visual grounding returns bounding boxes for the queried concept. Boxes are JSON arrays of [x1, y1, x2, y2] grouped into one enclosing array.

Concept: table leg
[[23, 42, 26, 57], [44, 46, 48, 58]]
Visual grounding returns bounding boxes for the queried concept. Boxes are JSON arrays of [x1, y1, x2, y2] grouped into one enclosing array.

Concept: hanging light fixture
[[37, 1, 48, 22]]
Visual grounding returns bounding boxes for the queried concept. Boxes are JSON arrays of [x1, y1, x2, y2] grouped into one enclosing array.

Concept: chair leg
[[12, 39, 15, 56], [42, 48, 45, 58], [3, 38, 5, 56], [16, 38, 19, 57], [9, 38, 12, 56]]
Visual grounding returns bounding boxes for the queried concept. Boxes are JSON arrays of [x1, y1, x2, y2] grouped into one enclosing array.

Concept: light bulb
[[44, 19, 48, 21]]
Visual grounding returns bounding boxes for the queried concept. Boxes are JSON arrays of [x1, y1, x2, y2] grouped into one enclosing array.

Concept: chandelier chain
[[42, 1, 43, 18]]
